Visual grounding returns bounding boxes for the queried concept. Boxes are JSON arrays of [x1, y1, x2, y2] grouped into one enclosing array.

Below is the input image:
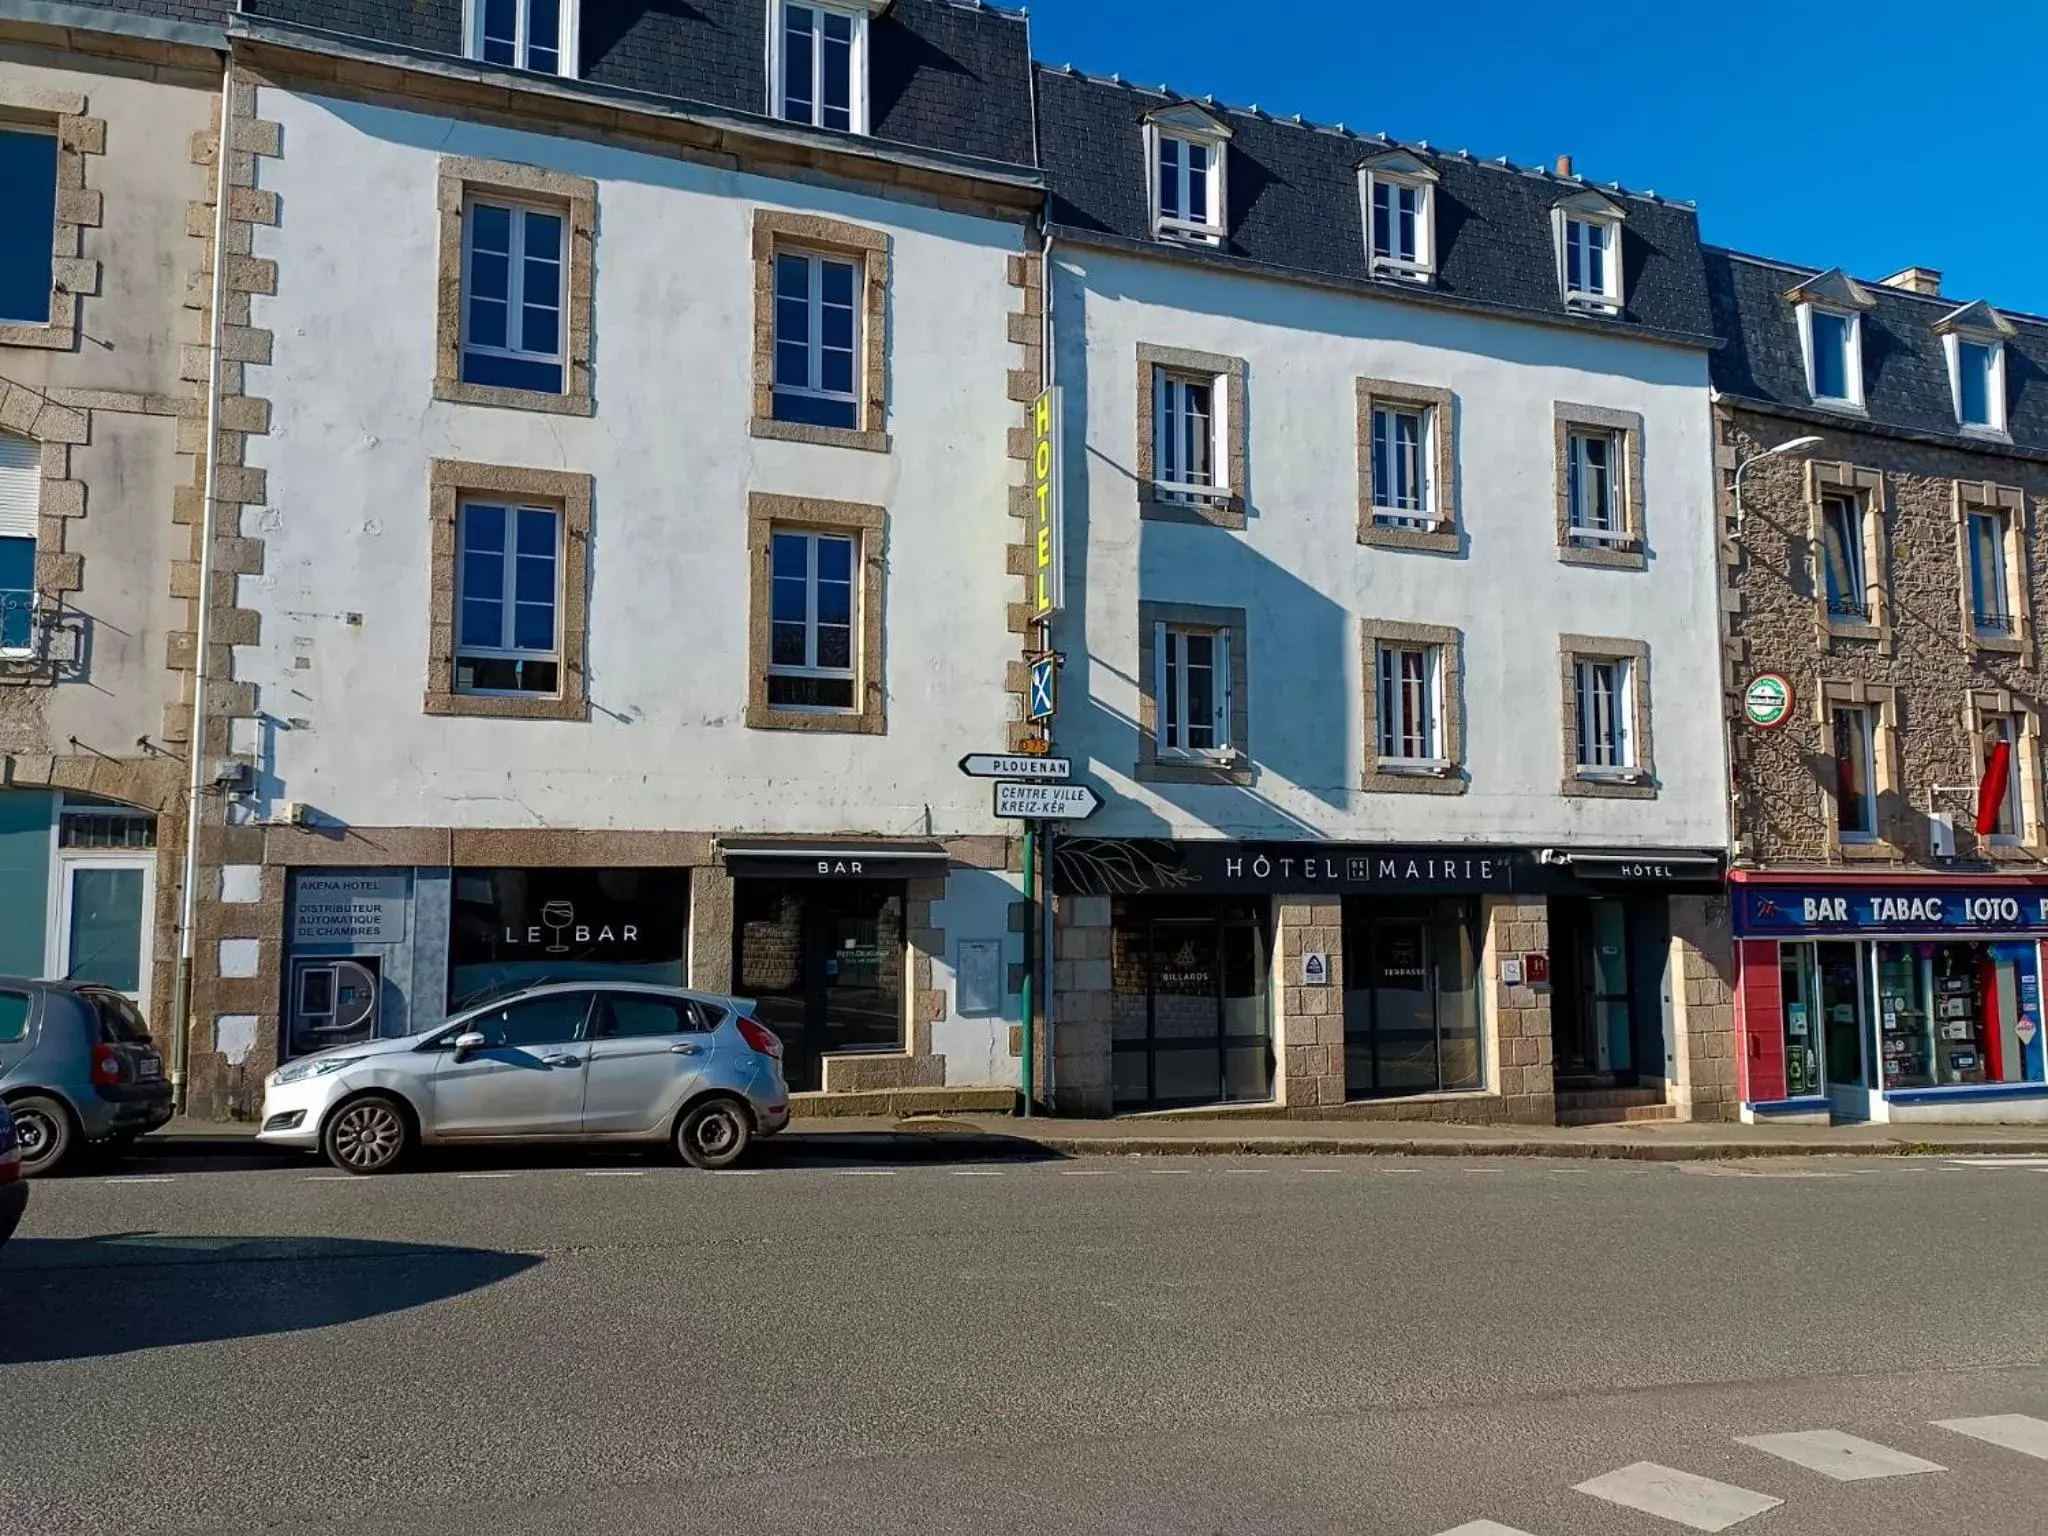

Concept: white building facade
[[171, 8, 1048, 1113], [1034, 72, 1739, 1123]]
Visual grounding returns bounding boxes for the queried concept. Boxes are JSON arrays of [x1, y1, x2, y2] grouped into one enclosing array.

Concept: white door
[[52, 855, 154, 1006]]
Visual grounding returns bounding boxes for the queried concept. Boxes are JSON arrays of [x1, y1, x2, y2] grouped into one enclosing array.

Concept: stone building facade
[[1710, 248, 2048, 1123]]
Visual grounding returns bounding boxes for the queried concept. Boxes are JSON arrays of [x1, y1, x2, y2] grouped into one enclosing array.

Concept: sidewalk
[[143, 1113, 2048, 1162]]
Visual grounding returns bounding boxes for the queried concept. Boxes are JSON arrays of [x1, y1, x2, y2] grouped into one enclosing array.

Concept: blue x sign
[[1028, 654, 1057, 721]]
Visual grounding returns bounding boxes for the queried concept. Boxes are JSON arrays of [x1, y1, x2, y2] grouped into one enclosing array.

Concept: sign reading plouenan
[[994, 781, 1100, 820], [1030, 386, 1064, 619], [960, 754, 1071, 780]]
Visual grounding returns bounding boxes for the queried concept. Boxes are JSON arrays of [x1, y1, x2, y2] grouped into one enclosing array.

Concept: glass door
[[733, 879, 904, 1092], [1814, 940, 1869, 1118], [1343, 898, 1481, 1097], [53, 856, 152, 1006], [1110, 900, 1271, 1111]]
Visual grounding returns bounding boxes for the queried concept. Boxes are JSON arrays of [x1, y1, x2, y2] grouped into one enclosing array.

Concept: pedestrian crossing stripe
[[1936, 1414, 2048, 1461], [1574, 1462, 1782, 1531], [1736, 1429, 1944, 1481]]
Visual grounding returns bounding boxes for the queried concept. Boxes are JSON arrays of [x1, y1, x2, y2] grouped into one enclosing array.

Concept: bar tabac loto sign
[[1030, 386, 1064, 619]]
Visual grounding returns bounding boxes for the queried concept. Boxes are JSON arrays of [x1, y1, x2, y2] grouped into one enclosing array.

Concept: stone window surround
[[1359, 617, 1465, 795], [1967, 686, 2046, 858], [0, 87, 103, 352], [1356, 377, 1458, 553], [1135, 342, 1248, 531], [1952, 479, 2031, 661], [1815, 677, 1902, 858], [433, 156, 596, 416], [1807, 459, 1891, 651], [750, 208, 891, 454], [1553, 401, 1647, 569], [0, 387, 89, 683], [1558, 633, 1656, 799], [745, 491, 887, 735], [1135, 599, 1251, 786], [424, 458, 592, 721]]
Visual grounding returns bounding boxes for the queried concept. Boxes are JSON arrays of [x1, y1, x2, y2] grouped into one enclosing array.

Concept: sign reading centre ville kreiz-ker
[[1029, 386, 1064, 619]]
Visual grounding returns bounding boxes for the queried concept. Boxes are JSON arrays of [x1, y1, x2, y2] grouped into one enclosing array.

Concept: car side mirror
[[452, 1031, 488, 1061]]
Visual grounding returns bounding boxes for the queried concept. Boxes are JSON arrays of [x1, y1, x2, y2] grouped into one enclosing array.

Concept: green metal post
[[1020, 821, 1035, 1116]]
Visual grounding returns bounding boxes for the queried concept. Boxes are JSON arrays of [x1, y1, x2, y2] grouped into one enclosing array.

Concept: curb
[[135, 1129, 2048, 1163]]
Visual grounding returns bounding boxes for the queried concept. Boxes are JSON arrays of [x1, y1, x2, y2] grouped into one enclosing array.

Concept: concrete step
[[1557, 1103, 1679, 1127], [789, 1085, 1016, 1120], [1555, 1086, 1668, 1111]]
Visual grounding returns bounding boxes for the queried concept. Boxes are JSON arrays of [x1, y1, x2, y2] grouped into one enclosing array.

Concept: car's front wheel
[[9, 1094, 74, 1178], [676, 1098, 753, 1170], [322, 1095, 411, 1175]]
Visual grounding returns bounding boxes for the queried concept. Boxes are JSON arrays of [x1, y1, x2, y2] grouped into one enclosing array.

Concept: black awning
[[717, 838, 952, 882], [1560, 851, 1726, 883]]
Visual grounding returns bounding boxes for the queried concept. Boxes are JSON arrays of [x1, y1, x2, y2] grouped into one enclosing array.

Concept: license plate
[[137, 1058, 162, 1080]]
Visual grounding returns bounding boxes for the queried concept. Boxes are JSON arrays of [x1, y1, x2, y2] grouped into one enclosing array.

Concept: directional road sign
[[993, 781, 1100, 821], [960, 754, 1071, 781]]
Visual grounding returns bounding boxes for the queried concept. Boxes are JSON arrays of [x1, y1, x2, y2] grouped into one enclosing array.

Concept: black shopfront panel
[[448, 868, 689, 1011]]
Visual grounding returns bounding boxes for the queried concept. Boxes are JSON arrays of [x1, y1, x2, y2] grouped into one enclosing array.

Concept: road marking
[[1057, 1169, 1107, 1176], [1945, 1156, 2048, 1168], [1148, 1167, 1193, 1174], [1435, 1523, 1540, 1536], [1223, 1168, 1269, 1175], [1935, 1414, 2048, 1460], [303, 1174, 359, 1181], [1575, 1462, 1782, 1531], [1302, 1167, 1344, 1174], [1738, 1429, 1945, 1481], [834, 1168, 899, 1177], [709, 1169, 762, 1176], [455, 1172, 515, 1180], [949, 1169, 1005, 1176], [101, 1175, 177, 1184], [584, 1170, 645, 1178]]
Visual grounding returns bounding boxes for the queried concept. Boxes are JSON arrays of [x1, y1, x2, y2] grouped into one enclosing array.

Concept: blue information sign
[[1736, 884, 2048, 937], [1028, 654, 1057, 722]]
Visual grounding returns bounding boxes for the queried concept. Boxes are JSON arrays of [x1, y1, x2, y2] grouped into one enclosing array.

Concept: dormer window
[[1552, 190, 1625, 312], [1936, 301, 2016, 436], [468, 0, 576, 76], [1144, 103, 1230, 246], [1789, 271, 1875, 413], [772, 1, 883, 135], [1359, 150, 1437, 283]]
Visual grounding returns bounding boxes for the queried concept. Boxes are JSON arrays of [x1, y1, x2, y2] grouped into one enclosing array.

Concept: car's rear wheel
[[9, 1094, 74, 1178], [322, 1095, 411, 1175], [676, 1098, 753, 1170]]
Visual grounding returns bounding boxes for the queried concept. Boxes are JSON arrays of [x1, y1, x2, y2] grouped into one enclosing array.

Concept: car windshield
[[84, 989, 153, 1045]]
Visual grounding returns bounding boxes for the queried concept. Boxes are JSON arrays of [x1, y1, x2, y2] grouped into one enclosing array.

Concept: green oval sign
[[1744, 673, 1794, 729]]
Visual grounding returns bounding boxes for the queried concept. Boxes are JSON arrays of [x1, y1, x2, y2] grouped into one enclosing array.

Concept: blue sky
[[1026, 0, 2048, 315]]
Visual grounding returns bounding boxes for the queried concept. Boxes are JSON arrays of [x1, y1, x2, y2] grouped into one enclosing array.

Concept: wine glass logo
[[539, 901, 576, 954]]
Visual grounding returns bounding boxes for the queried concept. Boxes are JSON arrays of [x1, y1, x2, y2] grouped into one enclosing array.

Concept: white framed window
[[1146, 107, 1230, 246], [772, 1, 869, 134], [467, 0, 576, 75], [455, 498, 561, 696], [1154, 369, 1225, 501], [0, 430, 37, 657], [1566, 428, 1625, 543], [1831, 704, 1878, 842], [1820, 491, 1869, 620], [1969, 506, 2014, 637], [0, 122, 57, 326], [1155, 622, 1232, 759], [1376, 644, 1442, 766], [1370, 403, 1432, 526], [1948, 335, 2007, 433], [768, 529, 857, 711], [461, 198, 566, 395], [1554, 196, 1624, 310], [1981, 714, 2025, 844], [1574, 657, 1634, 773], [1799, 305, 1863, 409], [1361, 154, 1437, 281], [772, 249, 861, 430]]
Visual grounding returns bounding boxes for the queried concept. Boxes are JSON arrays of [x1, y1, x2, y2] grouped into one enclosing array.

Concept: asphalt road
[[4, 1144, 2047, 1535]]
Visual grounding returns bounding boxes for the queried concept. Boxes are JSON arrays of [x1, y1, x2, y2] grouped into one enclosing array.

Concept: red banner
[[1977, 739, 2013, 836]]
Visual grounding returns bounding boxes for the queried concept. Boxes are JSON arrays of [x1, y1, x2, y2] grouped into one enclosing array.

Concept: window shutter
[[1214, 629, 1233, 750], [0, 435, 39, 541]]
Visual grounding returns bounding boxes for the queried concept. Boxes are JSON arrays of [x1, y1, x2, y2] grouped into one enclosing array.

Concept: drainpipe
[[1019, 823, 1034, 1115], [170, 49, 236, 1113]]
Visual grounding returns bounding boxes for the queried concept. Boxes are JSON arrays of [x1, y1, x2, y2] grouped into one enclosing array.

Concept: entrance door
[[1343, 898, 1483, 1097], [52, 855, 153, 1004], [1550, 897, 1637, 1085], [1817, 940, 1869, 1118], [734, 881, 905, 1092], [1110, 902, 1270, 1111]]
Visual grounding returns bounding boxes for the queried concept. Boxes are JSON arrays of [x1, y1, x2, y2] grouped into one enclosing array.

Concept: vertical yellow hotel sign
[[1030, 386, 1064, 619]]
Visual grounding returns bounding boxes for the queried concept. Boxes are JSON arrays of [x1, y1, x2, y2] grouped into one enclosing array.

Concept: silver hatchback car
[[258, 982, 791, 1174]]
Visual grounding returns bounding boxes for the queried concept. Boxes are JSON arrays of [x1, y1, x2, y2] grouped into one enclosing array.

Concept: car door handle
[[543, 1053, 582, 1067], [669, 1043, 702, 1056]]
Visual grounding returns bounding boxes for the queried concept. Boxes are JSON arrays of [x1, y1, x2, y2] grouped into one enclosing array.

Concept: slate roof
[[1707, 248, 2048, 456], [1034, 65, 1716, 347], [234, 0, 1037, 170]]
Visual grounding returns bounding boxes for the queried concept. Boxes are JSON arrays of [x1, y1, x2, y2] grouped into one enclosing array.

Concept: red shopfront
[[1731, 872, 2048, 1124]]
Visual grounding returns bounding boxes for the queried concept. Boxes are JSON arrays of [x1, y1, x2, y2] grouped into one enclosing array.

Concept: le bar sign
[[1738, 885, 2048, 937]]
